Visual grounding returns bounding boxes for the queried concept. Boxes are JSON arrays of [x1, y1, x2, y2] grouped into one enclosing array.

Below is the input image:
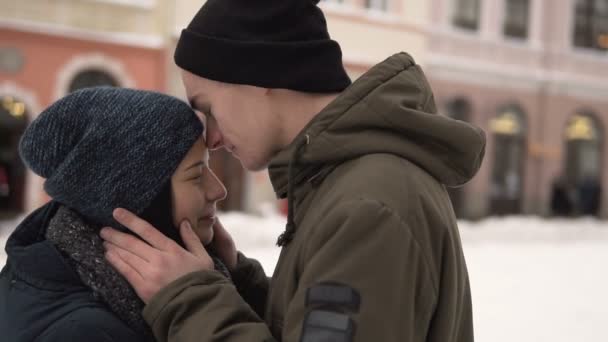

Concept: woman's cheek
[[192, 189, 206, 220]]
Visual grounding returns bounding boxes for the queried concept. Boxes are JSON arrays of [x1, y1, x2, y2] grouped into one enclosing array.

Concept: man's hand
[[209, 219, 238, 271], [100, 208, 213, 303]]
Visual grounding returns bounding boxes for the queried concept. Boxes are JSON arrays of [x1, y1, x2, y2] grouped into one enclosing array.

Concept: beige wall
[[173, 0, 202, 34], [1, 0, 169, 37], [321, 1, 430, 68]]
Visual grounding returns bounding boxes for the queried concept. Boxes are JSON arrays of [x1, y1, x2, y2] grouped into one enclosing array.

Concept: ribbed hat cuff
[[175, 29, 351, 93]]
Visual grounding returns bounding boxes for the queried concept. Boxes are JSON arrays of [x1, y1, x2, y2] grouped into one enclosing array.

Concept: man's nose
[[205, 118, 224, 150]]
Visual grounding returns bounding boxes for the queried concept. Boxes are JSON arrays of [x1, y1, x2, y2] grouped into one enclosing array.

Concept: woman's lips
[[199, 215, 216, 225]]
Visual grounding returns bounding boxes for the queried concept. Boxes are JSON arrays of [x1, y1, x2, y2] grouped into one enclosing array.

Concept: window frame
[[572, 0, 608, 52], [503, 0, 531, 40], [452, 0, 482, 31]]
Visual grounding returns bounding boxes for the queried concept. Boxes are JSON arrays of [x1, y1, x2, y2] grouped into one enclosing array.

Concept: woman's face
[[171, 136, 227, 245]]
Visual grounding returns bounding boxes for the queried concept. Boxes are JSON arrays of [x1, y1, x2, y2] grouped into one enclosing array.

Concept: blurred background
[[1, 0, 607, 341]]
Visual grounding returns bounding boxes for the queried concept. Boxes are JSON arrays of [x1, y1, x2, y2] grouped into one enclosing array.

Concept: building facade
[[1, 0, 170, 216], [2, 0, 607, 219], [426, 0, 608, 218]]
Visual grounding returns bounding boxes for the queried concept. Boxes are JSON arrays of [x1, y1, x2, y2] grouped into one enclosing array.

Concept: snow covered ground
[[2, 208, 607, 341]]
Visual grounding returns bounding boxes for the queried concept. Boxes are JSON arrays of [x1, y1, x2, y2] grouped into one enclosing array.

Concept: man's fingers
[[105, 242, 148, 276], [210, 219, 238, 270], [112, 208, 174, 251], [180, 220, 207, 258], [100, 227, 153, 262], [105, 246, 146, 287]]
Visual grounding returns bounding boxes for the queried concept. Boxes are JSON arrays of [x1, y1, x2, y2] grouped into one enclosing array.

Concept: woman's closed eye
[[194, 173, 204, 184], [187, 168, 204, 183], [184, 161, 206, 183]]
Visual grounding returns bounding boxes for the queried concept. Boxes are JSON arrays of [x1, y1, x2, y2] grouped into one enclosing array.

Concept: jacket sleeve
[[230, 252, 270, 318], [143, 271, 275, 342], [143, 198, 437, 342]]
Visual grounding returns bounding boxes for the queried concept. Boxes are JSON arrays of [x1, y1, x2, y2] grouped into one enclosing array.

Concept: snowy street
[[2, 210, 607, 342]]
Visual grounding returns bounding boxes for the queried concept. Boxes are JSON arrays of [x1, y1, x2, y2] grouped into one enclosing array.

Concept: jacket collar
[[5, 201, 82, 290]]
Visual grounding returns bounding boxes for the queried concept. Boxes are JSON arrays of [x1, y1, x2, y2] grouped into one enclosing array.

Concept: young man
[[100, 0, 486, 341]]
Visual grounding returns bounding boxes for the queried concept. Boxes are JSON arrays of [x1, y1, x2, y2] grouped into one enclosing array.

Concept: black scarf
[[45, 182, 231, 339], [46, 205, 154, 338]]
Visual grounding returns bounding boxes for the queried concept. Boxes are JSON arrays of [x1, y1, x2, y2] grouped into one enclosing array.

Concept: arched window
[[0, 95, 29, 215], [489, 105, 527, 215], [563, 112, 603, 216], [565, 112, 603, 183], [68, 69, 118, 93]]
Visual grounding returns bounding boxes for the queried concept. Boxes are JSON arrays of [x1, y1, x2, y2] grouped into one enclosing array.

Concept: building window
[[68, 69, 118, 93], [489, 105, 527, 215], [445, 98, 473, 218], [452, 0, 481, 31], [565, 113, 603, 184], [573, 0, 608, 51], [0, 96, 28, 216], [365, 0, 389, 11], [504, 0, 530, 39], [562, 112, 603, 216], [446, 98, 472, 122]]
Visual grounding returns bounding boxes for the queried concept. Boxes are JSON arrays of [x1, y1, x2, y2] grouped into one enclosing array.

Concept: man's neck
[[277, 92, 340, 148]]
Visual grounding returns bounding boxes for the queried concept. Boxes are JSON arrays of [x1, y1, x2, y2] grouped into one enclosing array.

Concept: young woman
[[0, 87, 228, 341]]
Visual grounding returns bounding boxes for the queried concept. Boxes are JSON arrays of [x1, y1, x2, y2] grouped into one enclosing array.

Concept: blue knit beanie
[[19, 87, 203, 229]]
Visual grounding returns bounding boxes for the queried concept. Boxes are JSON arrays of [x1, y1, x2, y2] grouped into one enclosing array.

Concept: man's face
[[181, 70, 282, 171]]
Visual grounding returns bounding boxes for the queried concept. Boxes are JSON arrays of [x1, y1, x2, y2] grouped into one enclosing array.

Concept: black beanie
[[19, 87, 203, 232], [175, 0, 352, 93]]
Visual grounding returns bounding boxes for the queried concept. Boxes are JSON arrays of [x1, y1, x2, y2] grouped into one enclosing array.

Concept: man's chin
[[239, 156, 270, 172]]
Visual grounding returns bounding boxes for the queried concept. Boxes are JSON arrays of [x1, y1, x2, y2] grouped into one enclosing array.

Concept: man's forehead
[[187, 91, 211, 112]]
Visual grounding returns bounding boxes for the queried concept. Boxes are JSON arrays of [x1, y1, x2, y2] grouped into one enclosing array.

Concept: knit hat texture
[[175, 0, 352, 93], [19, 87, 203, 230]]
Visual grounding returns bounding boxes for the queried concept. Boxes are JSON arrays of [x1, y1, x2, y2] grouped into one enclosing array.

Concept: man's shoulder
[[309, 153, 457, 241], [340, 153, 431, 179], [322, 153, 442, 205]]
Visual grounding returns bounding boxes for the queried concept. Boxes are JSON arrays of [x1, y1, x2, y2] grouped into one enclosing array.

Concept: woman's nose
[[204, 168, 228, 203]]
